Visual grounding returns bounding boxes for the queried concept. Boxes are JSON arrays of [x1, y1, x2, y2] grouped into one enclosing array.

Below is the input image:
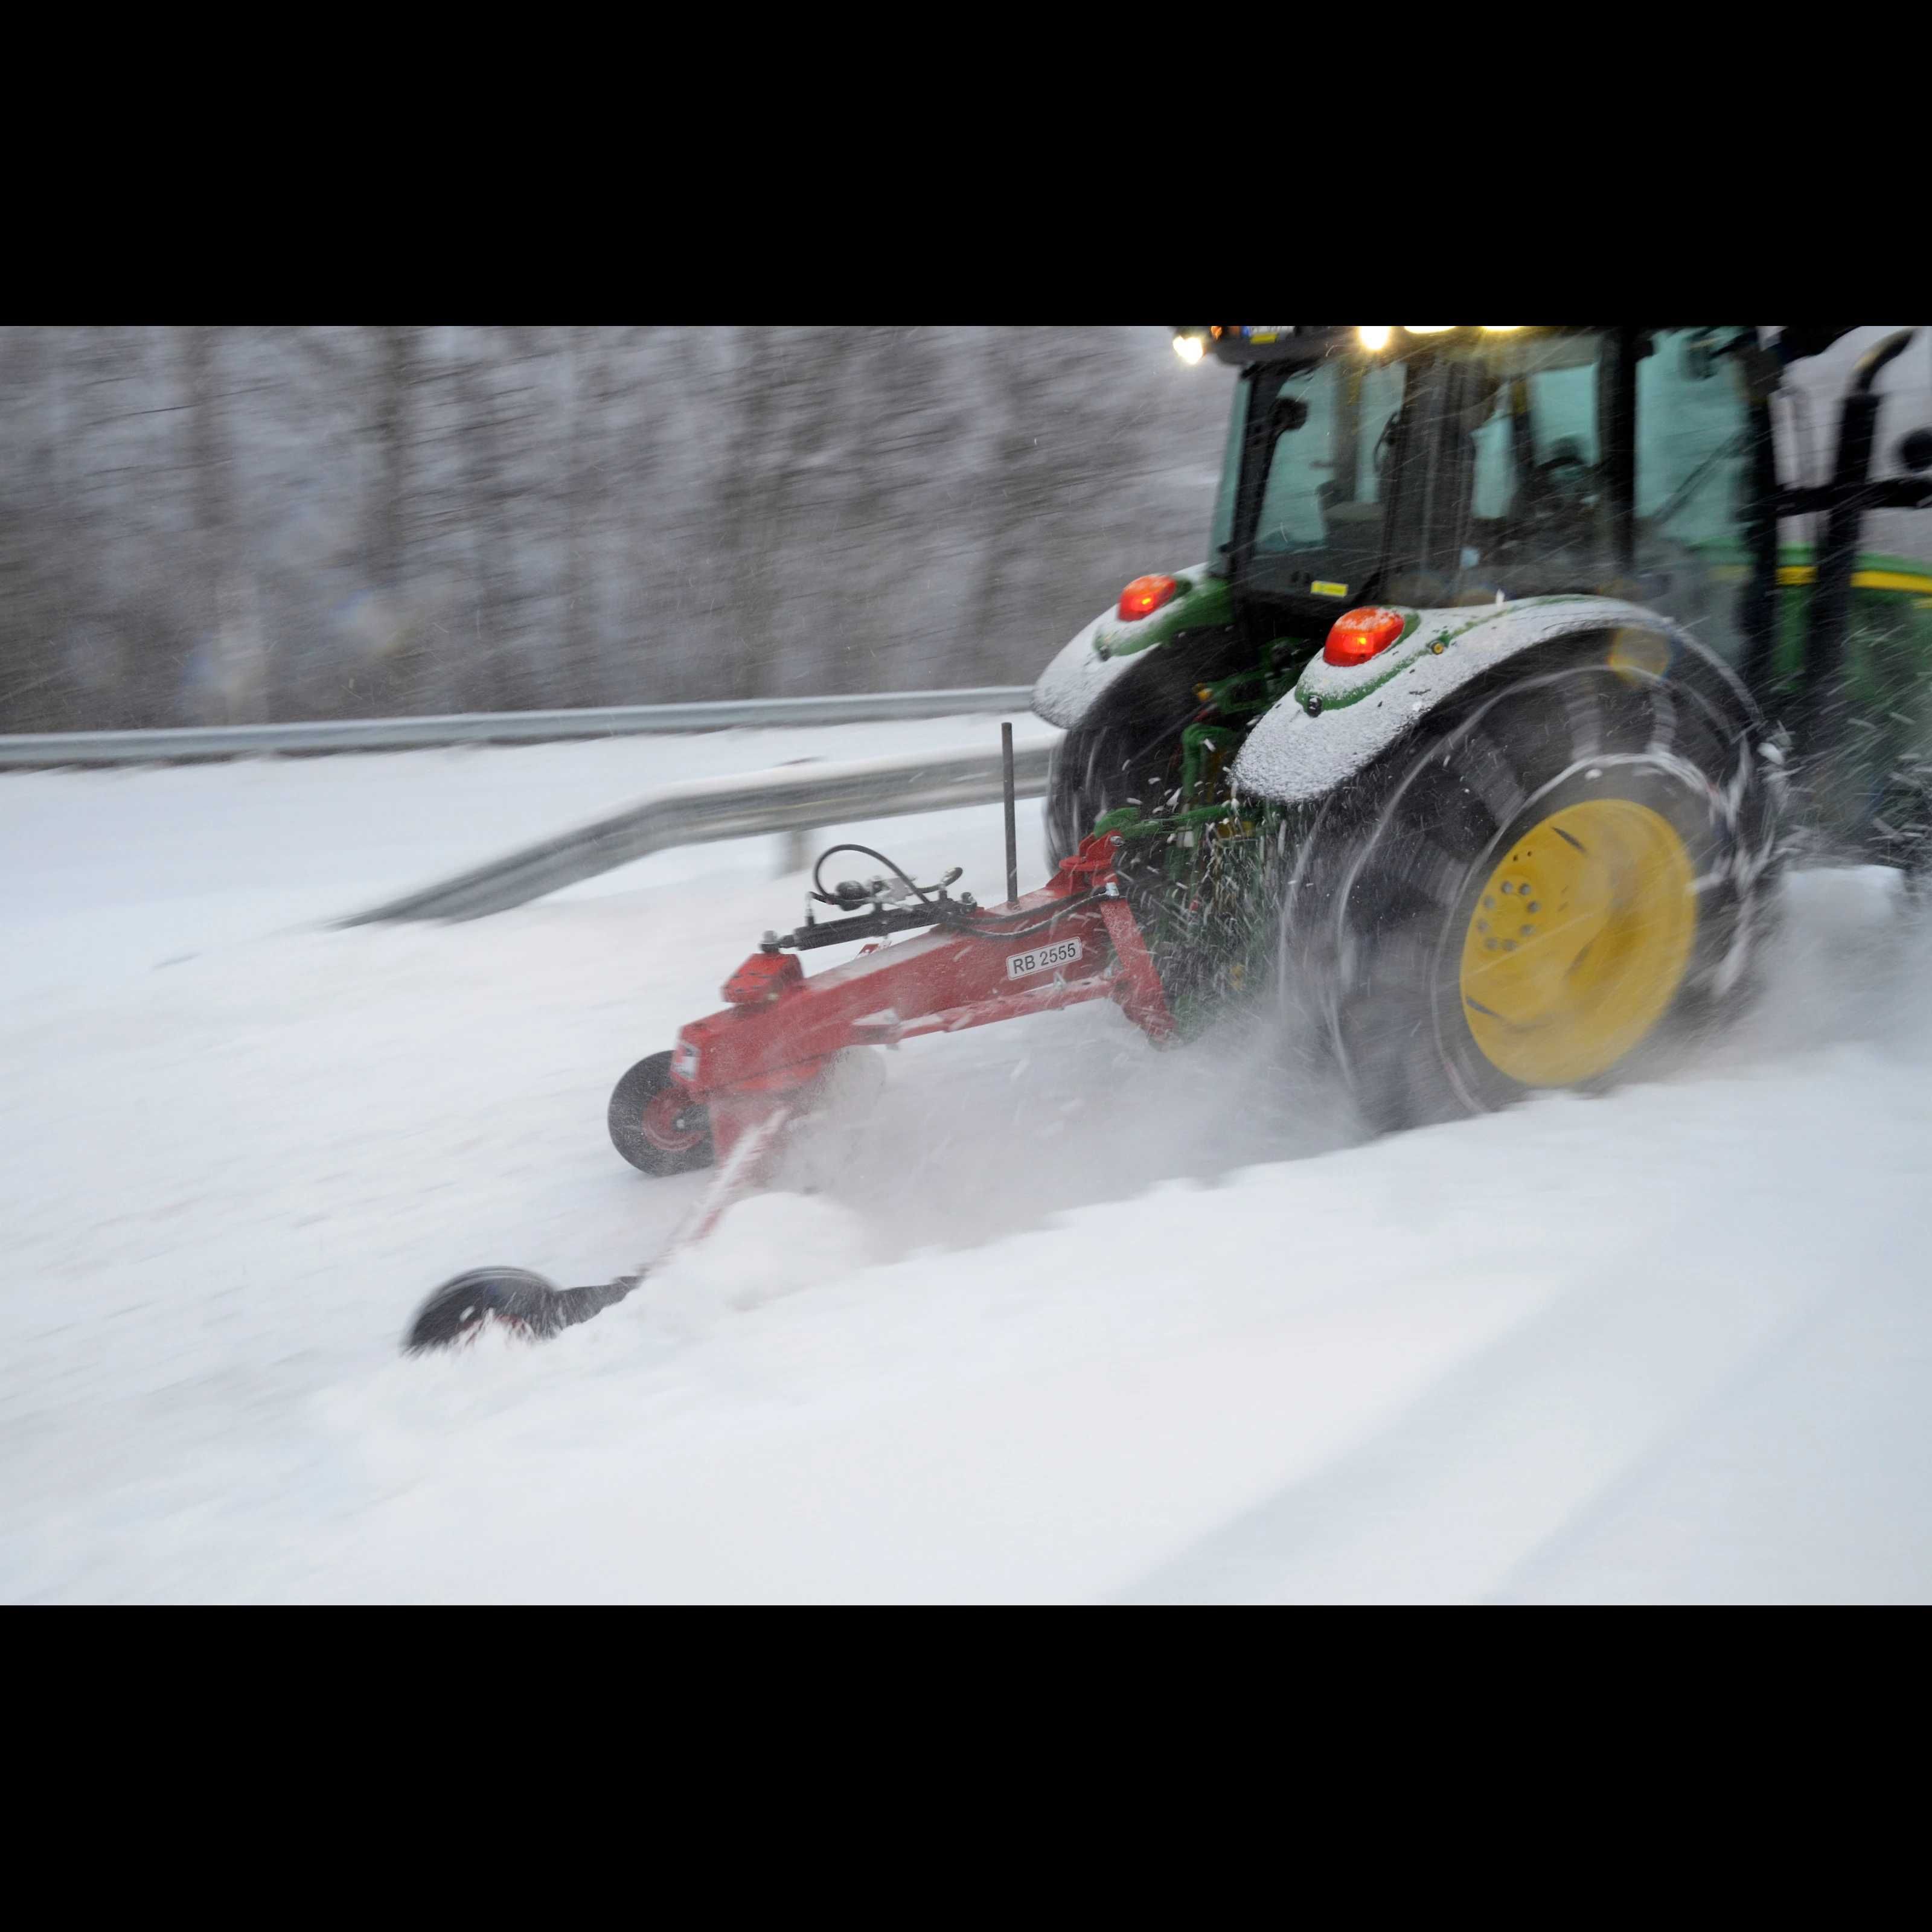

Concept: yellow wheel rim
[[1458, 798, 1697, 1087]]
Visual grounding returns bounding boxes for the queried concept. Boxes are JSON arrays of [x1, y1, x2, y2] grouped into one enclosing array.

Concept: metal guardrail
[[338, 740, 1057, 925], [0, 688, 1040, 769]]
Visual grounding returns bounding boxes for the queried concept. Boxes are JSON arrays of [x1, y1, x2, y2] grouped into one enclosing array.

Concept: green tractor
[[1032, 325, 1932, 1130]]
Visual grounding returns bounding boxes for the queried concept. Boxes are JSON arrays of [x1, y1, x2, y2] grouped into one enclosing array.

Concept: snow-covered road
[[4, 724, 1930, 1602]]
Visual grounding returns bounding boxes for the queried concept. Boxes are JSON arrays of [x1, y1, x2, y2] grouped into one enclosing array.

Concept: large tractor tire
[[1044, 638, 1242, 867], [1279, 627, 1784, 1133], [1045, 711, 1180, 865]]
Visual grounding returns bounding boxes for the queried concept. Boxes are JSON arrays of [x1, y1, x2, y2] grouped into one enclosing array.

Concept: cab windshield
[[1212, 328, 1760, 656]]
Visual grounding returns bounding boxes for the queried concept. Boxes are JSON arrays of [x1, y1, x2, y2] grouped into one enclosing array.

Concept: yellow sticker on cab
[[1311, 581, 1349, 598]]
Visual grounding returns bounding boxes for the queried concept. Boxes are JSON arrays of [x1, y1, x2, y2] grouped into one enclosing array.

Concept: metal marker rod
[[1002, 720, 1019, 906]]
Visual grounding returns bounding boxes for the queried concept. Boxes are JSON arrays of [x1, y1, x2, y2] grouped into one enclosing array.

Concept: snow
[[4, 732, 1932, 1602], [1029, 607, 1124, 731], [1030, 565, 1221, 732]]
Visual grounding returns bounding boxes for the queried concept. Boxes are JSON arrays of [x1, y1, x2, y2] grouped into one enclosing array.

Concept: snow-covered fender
[[1031, 566, 1233, 729], [1231, 595, 1710, 807]]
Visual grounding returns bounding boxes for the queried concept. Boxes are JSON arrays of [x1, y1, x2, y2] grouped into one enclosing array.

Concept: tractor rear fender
[[1230, 594, 1761, 807], [1031, 565, 1234, 729]]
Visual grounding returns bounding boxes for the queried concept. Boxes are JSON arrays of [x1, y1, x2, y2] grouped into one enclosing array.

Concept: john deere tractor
[[1033, 325, 1932, 1130]]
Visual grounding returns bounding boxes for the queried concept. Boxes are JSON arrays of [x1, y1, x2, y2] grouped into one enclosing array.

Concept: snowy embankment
[[3, 723, 1930, 1602]]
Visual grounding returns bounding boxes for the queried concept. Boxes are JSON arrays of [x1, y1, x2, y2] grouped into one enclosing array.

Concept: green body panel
[[1289, 600, 1604, 715], [1695, 542, 1932, 798], [1762, 549, 1932, 689], [1090, 571, 1234, 662]]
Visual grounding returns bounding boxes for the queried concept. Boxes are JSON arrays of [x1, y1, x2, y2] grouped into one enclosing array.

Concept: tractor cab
[[1200, 324, 1767, 674]]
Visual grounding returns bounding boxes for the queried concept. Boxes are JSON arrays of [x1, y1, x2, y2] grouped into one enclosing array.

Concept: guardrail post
[[775, 760, 822, 876], [778, 827, 815, 875]]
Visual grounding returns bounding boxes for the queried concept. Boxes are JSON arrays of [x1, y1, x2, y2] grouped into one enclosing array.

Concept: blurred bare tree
[[0, 324, 1235, 731]]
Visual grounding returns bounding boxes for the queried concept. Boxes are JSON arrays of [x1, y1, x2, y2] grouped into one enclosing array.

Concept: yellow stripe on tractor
[[1774, 566, 1932, 595]]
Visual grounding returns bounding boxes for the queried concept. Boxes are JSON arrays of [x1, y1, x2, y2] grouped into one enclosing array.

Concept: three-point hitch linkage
[[403, 817, 1174, 1352]]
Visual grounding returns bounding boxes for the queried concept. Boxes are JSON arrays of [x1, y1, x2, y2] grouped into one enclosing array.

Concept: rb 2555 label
[[1006, 938, 1083, 980]]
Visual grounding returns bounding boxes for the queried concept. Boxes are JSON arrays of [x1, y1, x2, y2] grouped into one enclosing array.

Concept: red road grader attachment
[[678, 828, 1173, 1163], [403, 820, 1174, 1352]]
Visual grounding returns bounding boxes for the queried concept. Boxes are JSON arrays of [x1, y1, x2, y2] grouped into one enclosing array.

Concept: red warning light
[[1323, 607, 1407, 667], [1118, 574, 1180, 622]]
